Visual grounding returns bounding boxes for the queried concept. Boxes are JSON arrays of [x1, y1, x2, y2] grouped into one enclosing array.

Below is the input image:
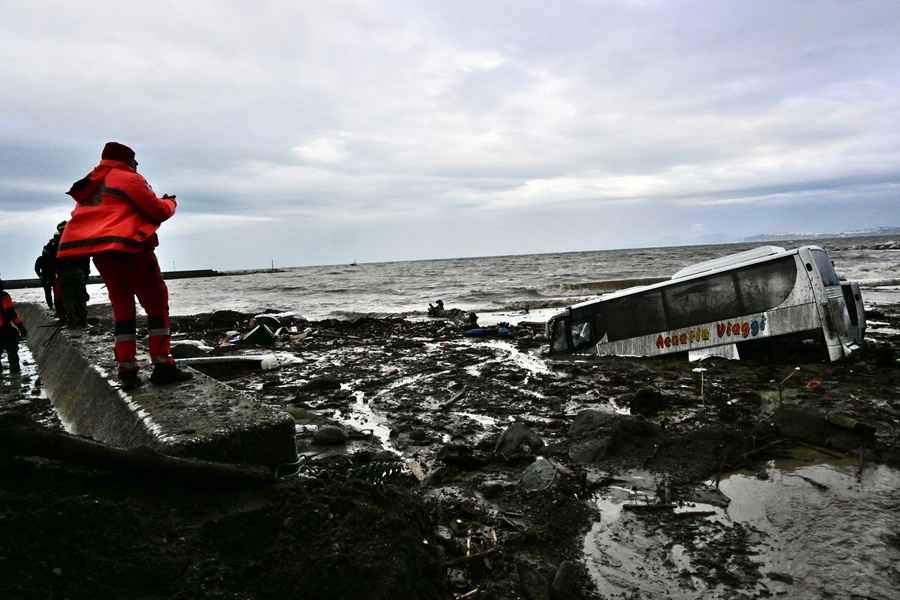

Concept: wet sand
[[1, 302, 899, 599]]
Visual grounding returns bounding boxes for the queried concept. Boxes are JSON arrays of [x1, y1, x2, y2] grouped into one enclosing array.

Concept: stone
[[301, 376, 342, 393], [568, 438, 611, 464], [517, 560, 551, 600], [624, 387, 667, 417], [494, 422, 545, 460], [520, 457, 558, 493], [313, 425, 348, 445], [551, 560, 581, 600], [170, 341, 212, 359], [480, 478, 517, 497]]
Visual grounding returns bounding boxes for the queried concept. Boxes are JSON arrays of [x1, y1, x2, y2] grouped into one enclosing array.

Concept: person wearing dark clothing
[[58, 256, 91, 327], [54, 222, 91, 327], [0, 280, 27, 374], [34, 254, 54, 310]]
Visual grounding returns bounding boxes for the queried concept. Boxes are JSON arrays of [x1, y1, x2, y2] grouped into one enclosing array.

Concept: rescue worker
[[34, 251, 54, 310], [0, 278, 27, 374], [35, 223, 65, 315], [58, 142, 191, 390], [55, 221, 91, 327]]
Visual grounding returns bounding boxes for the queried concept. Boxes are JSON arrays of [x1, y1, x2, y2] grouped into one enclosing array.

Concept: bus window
[[607, 290, 666, 341], [736, 257, 797, 313], [570, 320, 592, 349], [664, 272, 740, 329], [810, 250, 840, 286]]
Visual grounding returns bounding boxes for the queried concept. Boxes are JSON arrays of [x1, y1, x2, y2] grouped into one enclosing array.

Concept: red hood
[[66, 160, 134, 204]]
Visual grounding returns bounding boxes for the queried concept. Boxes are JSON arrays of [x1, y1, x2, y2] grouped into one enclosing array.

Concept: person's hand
[[162, 194, 176, 200]]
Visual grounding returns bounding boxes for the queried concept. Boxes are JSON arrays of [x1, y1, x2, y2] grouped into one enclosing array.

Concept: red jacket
[[0, 291, 24, 330], [57, 160, 177, 259]]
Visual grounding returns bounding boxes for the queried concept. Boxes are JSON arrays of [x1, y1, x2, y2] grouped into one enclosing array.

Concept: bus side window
[[606, 290, 666, 341], [736, 257, 797, 313], [810, 250, 840, 286], [664, 272, 740, 329]]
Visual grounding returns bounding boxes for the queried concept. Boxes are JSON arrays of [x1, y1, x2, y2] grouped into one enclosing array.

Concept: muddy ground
[[1, 302, 899, 599]]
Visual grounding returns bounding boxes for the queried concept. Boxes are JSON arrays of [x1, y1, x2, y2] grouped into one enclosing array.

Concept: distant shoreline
[[2, 267, 284, 290]]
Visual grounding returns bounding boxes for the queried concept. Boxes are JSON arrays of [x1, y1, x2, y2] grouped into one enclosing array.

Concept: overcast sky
[[1, 1, 899, 276]]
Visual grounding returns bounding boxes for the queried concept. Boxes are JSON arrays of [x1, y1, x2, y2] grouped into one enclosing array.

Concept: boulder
[[301, 376, 342, 393], [623, 387, 666, 417], [520, 457, 558, 493], [551, 560, 582, 600], [517, 560, 551, 600], [313, 425, 348, 445], [494, 422, 545, 461]]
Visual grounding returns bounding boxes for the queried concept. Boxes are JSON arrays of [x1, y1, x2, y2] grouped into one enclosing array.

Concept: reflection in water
[[585, 458, 900, 599]]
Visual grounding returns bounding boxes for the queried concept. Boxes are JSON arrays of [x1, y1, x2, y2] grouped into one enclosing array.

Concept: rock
[[568, 438, 611, 464], [494, 422, 545, 460], [301, 376, 342, 393], [774, 406, 831, 443], [568, 410, 660, 462], [517, 560, 551, 600], [447, 567, 471, 591], [520, 457, 558, 493], [480, 478, 517, 497], [624, 387, 666, 417], [568, 410, 617, 438], [551, 560, 582, 600], [437, 444, 490, 469], [409, 428, 428, 442], [170, 341, 212, 359], [313, 425, 348, 445]]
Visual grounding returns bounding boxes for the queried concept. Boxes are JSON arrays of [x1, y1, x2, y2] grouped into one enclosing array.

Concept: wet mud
[[2, 302, 900, 599]]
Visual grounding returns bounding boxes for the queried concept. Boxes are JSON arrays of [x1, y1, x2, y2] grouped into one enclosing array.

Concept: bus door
[[799, 247, 853, 358]]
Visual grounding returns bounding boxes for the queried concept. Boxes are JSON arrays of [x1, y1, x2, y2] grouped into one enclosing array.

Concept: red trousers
[[93, 250, 174, 374]]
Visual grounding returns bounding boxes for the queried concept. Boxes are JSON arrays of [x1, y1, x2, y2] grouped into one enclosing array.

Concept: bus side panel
[[596, 304, 822, 358]]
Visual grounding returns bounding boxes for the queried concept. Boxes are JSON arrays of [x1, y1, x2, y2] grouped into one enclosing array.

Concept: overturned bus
[[547, 246, 865, 362]]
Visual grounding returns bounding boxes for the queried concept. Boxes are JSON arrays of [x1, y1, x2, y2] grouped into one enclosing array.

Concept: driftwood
[[0, 412, 274, 488]]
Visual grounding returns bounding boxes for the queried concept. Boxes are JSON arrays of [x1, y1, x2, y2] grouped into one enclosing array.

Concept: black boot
[[120, 370, 143, 392], [150, 363, 194, 386]]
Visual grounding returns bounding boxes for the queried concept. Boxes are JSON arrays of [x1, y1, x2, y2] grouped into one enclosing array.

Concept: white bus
[[547, 245, 865, 362]]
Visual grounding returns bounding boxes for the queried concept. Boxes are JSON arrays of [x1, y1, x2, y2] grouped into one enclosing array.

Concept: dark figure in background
[[55, 222, 91, 327], [34, 253, 54, 310], [35, 222, 65, 313], [0, 279, 28, 374]]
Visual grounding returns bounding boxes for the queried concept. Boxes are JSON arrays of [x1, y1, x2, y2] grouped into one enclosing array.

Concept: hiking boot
[[150, 363, 194, 386], [120, 371, 143, 392]]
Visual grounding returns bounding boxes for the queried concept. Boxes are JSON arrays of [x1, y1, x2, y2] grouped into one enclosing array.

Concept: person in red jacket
[[0, 279, 27, 374], [58, 142, 191, 390]]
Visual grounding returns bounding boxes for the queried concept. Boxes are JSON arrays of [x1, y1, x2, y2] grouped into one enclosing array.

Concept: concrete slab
[[18, 303, 296, 467]]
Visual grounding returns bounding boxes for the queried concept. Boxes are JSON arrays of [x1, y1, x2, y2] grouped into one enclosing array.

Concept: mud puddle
[[0, 345, 60, 429], [585, 455, 900, 599]]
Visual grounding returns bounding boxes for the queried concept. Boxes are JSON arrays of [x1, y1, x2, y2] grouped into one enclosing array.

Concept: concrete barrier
[[18, 303, 296, 467]]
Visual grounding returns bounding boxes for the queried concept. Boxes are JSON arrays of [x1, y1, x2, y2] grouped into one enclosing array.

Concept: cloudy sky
[[1, 0, 898, 276]]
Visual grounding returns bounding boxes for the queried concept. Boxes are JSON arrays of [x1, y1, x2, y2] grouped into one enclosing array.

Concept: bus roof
[[565, 245, 821, 312]]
